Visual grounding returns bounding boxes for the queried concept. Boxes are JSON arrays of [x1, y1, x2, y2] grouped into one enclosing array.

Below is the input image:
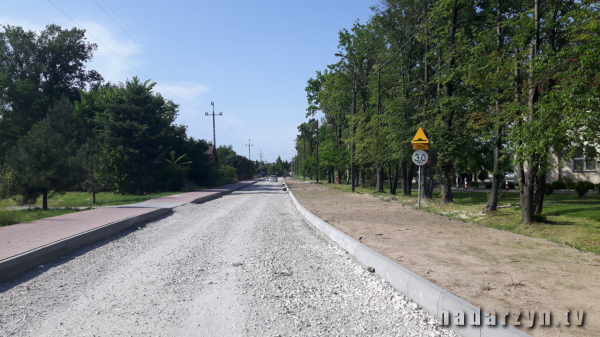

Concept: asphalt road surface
[[0, 181, 456, 337]]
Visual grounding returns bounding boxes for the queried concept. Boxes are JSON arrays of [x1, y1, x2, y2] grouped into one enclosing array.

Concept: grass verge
[[0, 187, 209, 226], [0, 207, 84, 227], [0, 190, 207, 209]]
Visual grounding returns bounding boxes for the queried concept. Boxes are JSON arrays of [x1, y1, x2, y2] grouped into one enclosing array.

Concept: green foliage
[[575, 182, 589, 197], [0, 164, 16, 199], [0, 23, 215, 203], [533, 213, 548, 223], [0, 208, 18, 227], [224, 155, 254, 176], [583, 181, 595, 191], [477, 171, 488, 181], [218, 165, 237, 184], [154, 151, 191, 192], [470, 182, 480, 188], [6, 98, 78, 206], [552, 181, 566, 190], [298, 0, 600, 221], [216, 144, 236, 162], [0, 24, 101, 159], [93, 77, 187, 194]]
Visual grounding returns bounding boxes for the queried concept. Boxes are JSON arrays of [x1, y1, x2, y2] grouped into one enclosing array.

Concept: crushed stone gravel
[[0, 181, 458, 336]]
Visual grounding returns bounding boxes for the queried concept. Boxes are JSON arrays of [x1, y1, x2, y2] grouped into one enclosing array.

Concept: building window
[[573, 146, 597, 171]]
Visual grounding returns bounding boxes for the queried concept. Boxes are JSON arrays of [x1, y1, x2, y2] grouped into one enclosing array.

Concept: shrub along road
[[0, 181, 454, 336]]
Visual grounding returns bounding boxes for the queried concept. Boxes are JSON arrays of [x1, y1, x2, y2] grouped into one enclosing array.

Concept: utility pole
[[205, 102, 222, 150], [259, 150, 264, 175], [316, 119, 319, 184], [245, 139, 253, 160]]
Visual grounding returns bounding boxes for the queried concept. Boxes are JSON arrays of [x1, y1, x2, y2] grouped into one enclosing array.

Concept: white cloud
[[0, 16, 142, 84], [78, 21, 142, 83]]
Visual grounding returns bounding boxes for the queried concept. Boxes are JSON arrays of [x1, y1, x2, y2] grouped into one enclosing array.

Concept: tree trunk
[[346, 167, 349, 185], [42, 188, 48, 211], [407, 163, 415, 196], [426, 161, 435, 199], [535, 165, 548, 214], [388, 163, 394, 194], [440, 2, 459, 205], [392, 162, 399, 195], [92, 184, 96, 204], [376, 165, 384, 192], [484, 126, 502, 212], [440, 160, 454, 204], [521, 0, 540, 223], [402, 159, 408, 196], [351, 72, 357, 192], [420, 166, 427, 199]]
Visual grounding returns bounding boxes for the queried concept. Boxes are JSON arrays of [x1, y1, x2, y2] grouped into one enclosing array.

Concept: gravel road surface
[[0, 181, 457, 337]]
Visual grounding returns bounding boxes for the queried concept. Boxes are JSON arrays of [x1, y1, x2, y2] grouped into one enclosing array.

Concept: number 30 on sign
[[412, 150, 428, 166]]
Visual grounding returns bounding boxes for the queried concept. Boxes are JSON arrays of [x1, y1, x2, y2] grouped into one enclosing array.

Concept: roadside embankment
[[285, 178, 598, 337]]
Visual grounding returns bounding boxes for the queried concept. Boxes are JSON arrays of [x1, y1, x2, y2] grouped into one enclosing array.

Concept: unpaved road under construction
[[0, 181, 455, 336]]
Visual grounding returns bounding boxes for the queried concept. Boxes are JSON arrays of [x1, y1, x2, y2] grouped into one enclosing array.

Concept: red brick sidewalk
[[0, 180, 257, 269]]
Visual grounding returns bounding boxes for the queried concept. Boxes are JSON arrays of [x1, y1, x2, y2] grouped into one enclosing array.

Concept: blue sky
[[2, 0, 376, 163]]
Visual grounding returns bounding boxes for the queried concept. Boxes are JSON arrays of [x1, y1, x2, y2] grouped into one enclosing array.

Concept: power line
[[221, 115, 246, 142], [96, 0, 250, 144], [46, 0, 206, 115], [49, 0, 251, 148], [94, 0, 214, 108], [99, 0, 215, 105]]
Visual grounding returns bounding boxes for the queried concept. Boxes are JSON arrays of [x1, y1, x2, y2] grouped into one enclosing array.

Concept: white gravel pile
[[0, 182, 458, 336]]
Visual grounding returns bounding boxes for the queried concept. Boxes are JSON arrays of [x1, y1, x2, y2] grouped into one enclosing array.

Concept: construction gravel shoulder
[[0, 181, 456, 337], [284, 178, 600, 337]]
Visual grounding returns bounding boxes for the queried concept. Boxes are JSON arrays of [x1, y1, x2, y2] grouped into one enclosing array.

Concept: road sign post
[[412, 150, 429, 209], [411, 128, 430, 209]]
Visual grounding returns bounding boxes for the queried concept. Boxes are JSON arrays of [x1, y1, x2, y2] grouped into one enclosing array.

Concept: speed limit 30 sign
[[412, 150, 428, 166]]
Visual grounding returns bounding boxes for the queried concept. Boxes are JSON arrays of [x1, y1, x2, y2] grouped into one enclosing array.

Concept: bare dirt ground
[[285, 178, 600, 337]]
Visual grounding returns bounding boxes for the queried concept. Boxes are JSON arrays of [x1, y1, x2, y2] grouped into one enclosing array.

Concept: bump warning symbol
[[411, 127, 429, 144]]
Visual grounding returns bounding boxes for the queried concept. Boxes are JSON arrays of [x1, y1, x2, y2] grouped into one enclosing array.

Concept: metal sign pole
[[418, 166, 421, 209]]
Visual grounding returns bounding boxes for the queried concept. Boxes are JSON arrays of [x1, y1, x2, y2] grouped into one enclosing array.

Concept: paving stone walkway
[[0, 180, 257, 263]]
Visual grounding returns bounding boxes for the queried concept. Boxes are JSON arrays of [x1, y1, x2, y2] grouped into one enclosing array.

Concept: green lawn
[[0, 188, 208, 227], [309, 180, 600, 254], [0, 190, 206, 209], [0, 208, 83, 227]]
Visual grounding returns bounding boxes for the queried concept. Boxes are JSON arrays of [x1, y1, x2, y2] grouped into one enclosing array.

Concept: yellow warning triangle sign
[[411, 127, 429, 144]]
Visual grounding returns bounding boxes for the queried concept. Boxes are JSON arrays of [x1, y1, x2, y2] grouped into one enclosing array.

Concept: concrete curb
[[284, 180, 530, 337], [0, 180, 258, 282]]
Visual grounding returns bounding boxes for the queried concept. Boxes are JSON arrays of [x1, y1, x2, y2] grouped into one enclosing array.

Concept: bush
[[544, 183, 554, 195], [484, 181, 514, 189], [597, 184, 600, 193], [477, 171, 488, 181], [218, 165, 237, 185], [0, 165, 16, 199], [470, 182, 480, 188], [551, 180, 566, 190], [0, 208, 18, 227], [583, 181, 595, 190], [575, 182, 589, 197]]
